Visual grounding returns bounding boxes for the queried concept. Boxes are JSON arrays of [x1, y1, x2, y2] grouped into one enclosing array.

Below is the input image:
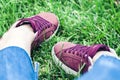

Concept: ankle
[[18, 24, 34, 33], [0, 24, 35, 56]]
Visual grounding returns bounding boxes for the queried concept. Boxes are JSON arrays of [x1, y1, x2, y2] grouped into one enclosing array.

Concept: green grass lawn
[[0, 0, 120, 80]]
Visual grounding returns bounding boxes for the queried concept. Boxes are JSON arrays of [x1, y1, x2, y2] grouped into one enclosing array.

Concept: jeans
[[0, 46, 38, 80], [76, 55, 120, 80]]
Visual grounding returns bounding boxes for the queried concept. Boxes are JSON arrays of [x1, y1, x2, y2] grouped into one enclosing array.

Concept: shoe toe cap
[[38, 12, 59, 27], [54, 41, 76, 54]]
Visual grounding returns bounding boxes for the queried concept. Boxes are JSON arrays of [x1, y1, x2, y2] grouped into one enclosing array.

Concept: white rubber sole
[[51, 46, 78, 75]]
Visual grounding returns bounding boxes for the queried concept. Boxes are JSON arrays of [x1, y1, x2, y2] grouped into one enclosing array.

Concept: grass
[[0, 0, 120, 80]]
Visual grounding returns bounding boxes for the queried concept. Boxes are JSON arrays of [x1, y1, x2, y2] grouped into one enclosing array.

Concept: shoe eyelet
[[72, 52, 75, 54], [76, 53, 79, 56], [84, 54, 88, 58], [68, 50, 71, 53]]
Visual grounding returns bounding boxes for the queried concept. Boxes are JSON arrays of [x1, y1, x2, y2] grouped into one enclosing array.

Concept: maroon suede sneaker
[[15, 12, 59, 48], [52, 42, 116, 75]]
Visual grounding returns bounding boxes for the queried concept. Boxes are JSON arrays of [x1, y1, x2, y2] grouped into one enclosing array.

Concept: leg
[[0, 12, 59, 80], [0, 24, 35, 56], [0, 25, 36, 80]]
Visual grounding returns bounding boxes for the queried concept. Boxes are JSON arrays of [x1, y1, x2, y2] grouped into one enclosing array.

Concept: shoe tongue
[[16, 16, 51, 33], [88, 44, 110, 58]]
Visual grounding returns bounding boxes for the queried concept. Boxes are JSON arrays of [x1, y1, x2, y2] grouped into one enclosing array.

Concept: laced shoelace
[[63, 44, 93, 67], [64, 45, 90, 58], [31, 16, 52, 32], [16, 16, 55, 33], [58, 44, 93, 73]]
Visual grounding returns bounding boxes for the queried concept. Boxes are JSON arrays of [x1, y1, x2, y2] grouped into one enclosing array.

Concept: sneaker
[[15, 12, 59, 48], [52, 41, 116, 75]]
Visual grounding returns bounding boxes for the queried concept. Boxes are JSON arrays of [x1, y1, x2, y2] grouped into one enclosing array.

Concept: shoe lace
[[31, 16, 53, 32], [64, 45, 93, 66], [64, 45, 90, 58], [17, 16, 53, 33]]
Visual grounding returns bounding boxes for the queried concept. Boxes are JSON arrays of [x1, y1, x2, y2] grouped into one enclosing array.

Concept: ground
[[0, 0, 120, 80]]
